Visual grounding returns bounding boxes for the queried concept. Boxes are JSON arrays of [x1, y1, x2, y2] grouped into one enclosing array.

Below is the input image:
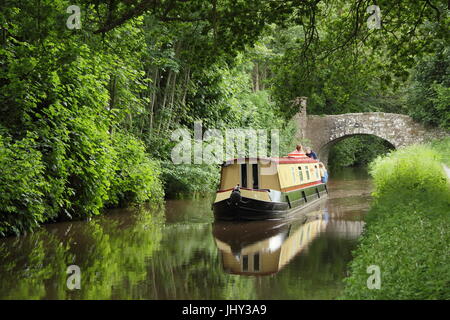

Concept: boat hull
[[213, 184, 328, 221]]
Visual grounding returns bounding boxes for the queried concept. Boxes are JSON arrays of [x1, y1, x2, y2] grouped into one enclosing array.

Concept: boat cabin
[[213, 152, 328, 220]]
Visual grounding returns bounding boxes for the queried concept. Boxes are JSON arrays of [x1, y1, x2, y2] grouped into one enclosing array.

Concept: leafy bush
[[430, 137, 450, 166], [369, 144, 447, 200], [108, 131, 164, 206], [0, 133, 49, 236], [64, 114, 116, 218], [0, 40, 164, 235], [161, 163, 220, 199], [407, 44, 450, 130], [342, 141, 450, 299]]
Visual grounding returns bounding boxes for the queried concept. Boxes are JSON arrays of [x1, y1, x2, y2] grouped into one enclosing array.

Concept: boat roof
[[222, 156, 319, 166]]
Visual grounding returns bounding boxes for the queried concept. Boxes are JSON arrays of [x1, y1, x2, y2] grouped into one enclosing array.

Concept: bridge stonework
[[293, 105, 449, 165]]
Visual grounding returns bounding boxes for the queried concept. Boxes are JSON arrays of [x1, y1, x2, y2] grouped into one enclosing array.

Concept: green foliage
[[369, 144, 448, 200], [108, 131, 164, 206], [407, 44, 450, 129], [253, 2, 448, 123], [227, 89, 299, 156], [328, 136, 394, 169], [342, 142, 450, 299], [430, 137, 450, 166], [265, 6, 409, 118], [157, 62, 298, 198], [66, 112, 115, 218], [0, 133, 48, 236], [162, 163, 220, 199], [0, 1, 165, 236]]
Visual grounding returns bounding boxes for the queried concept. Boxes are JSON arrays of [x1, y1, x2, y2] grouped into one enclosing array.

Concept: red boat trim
[[287, 151, 306, 157], [223, 157, 319, 165]]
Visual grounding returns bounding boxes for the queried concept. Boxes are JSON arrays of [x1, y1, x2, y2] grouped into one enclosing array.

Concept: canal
[[0, 168, 372, 299]]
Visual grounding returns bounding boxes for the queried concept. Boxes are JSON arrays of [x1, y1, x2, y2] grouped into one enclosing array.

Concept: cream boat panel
[[214, 190, 232, 203], [277, 163, 320, 189], [259, 161, 281, 190], [220, 163, 240, 190], [214, 189, 271, 203], [240, 189, 271, 201]]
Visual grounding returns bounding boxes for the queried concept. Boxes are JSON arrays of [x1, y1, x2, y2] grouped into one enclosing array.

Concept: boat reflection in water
[[212, 203, 364, 276]]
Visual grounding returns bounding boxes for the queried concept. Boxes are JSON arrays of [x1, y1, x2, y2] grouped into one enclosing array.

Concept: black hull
[[213, 197, 288, 220], [213, 186, 328, 221]]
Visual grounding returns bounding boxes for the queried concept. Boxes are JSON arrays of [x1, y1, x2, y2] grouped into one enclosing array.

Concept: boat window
[[241, 164, 247, 188], [298, 167, 303, 182], [252, 164, 259, 189], [315, 165, 319, 178], [291, 167, 296, 184], [253, 253, 260, 272], [242, 255, 249, 271], [305, 166, 310, 180]]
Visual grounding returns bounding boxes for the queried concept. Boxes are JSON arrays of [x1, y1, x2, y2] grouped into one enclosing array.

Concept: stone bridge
[[292, 97, 449, 164]]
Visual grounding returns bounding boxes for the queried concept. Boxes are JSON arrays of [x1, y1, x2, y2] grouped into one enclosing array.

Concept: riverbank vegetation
[[342, 138, 450, 299], [1, 1, 449, 236]]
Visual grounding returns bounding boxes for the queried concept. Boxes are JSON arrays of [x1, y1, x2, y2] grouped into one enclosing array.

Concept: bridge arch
[[317, 133, 396, 165], [292, 100, 449, 165]]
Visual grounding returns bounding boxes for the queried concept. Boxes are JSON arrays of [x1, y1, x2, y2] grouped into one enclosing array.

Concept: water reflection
[[0, 206, 165, 300], [0, 167, 372, 300], [213, 203, 364, 276]]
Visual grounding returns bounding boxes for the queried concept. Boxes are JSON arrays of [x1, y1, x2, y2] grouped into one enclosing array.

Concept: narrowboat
[[212, 150, 328, 220]]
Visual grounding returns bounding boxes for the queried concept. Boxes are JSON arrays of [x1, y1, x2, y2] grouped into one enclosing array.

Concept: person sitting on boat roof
[[319, 162, 328, 183], [305, 147, 318, 160], [288, 144, 306, 158], [295, 144, 304, 153]]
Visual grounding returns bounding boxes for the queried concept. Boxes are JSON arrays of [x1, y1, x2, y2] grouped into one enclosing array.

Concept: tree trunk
[[108, 75, 117, 134], [163, 71, 178, 134], [254, 62, 259, 92], [157, 70, 173, 135], [261, 64, 266, 90], [149, 68, 159, 133]]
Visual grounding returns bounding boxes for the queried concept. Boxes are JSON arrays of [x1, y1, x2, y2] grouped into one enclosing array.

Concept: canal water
[[0, 168, 372, 299]]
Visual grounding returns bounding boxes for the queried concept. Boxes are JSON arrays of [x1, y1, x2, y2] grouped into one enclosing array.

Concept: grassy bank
[[342, 138, 450, 299]]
